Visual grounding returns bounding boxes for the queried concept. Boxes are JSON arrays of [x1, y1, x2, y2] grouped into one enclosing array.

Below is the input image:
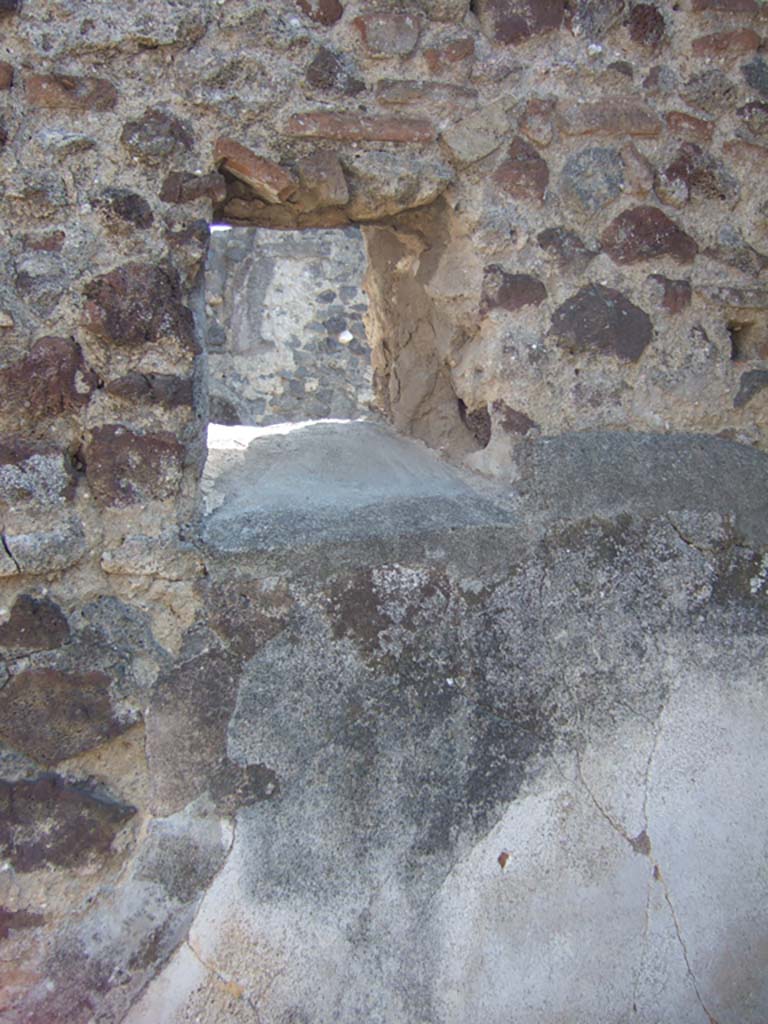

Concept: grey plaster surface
[[69, 427, 768, 1024]]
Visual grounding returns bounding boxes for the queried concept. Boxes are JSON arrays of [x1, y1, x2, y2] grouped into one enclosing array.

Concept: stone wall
[[204, 226, 372, 425], [0, 0, 767, 1020]]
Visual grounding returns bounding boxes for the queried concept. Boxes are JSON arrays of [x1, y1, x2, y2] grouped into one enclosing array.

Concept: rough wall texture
[[0, 0, 767, 1020], [204, 226, 371, 425]]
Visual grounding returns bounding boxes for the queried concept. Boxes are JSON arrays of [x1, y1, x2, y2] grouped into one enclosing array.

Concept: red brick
[[83, 263, 196, 351], [601, 205, 698, 264], [286, 112, 435, 143], [0, 337, 97, 435], [214, 138, 297, 203], [493, 136, 549, 201], [665, 111, 714, 143], [26, 74, 117, 112], [692, 29, 761, 58], [722, 138, 768, 167], [691, 0, 757, 10], [85, 425, 184, 507], [353, 12, 421, 57], [0, 62, 12, 89], [558, 98, 661, 137], [423, 37, 475, 73], [475, 0, 564, 45], [296, 0, 343, 25]]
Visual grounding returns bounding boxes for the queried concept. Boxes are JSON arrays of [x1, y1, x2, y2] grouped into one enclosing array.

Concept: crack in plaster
[[1, 533, 20, 573]]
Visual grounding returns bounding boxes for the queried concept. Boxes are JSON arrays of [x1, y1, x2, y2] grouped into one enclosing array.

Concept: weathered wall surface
[[204, 226, 371, 425], [0, 0, 767, 1021]]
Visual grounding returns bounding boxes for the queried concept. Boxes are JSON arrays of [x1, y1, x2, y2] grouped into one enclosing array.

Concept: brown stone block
[[492, 136, 549, 201], [482, 265, 547, 313], [722, 138, 768, 167], [83, 263, 196, 351], [91, 188, 154, 228], [0, 774, 135, 872], [85, 425, 184, 507], [665, 111, 715, 143], [22, 230, 66, 251], [286, 112, 435, 143], [0, 337, 97, 434], [692, 29, 761, 58], [121, 108, 193, 162], [0, 62, 13, 89], [601, 206, 698, 264], [0, 594, 70, 653], [214, 138, 297, 203], [423, 37, 475, 73], [474, 0, 564, 45], [549, 283, 653, 361], [106, 372, 194, 409], [26, 74, 117, 112], [352, 12, 421, 57], [306, 47, 365, 95], [0, 667, 133, 765], [558, 98, 661, 137], [296, 0, 344, 24]]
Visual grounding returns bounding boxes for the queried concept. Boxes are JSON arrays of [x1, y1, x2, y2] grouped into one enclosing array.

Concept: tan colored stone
[[26, 73, 117, 111], [297, 151, 349, 208]]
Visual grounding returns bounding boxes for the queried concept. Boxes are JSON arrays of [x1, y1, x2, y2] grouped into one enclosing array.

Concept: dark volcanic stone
[[564, 0, 625, 40], [120, 109, 193, 161], [306, 47, 365, 95], [0, 774, 135, 871], [655, 143, 739, 207], [493, 136, 549, 201], [481, 266, 547, 314], [0, 907, 45, 940], [549, 283, 653, 361], [628, 4, 665, 49], [106, 372, 194, 409], [743, 57, 768, 99], [601, 205, 697, 264], [83, 263, 196, 351], [681, 70, 738, 113], [736, 101, 768, 141], [560, 146, 624, 213], [0, 595, 70, 653], [493, 400, 537, 434], [734, 369, 768, 409], [160, 171, 227, 205], [0, 667, 134, 765], [91, 188, 154, 228], [0, 337, 97, 434], [537, 226, 598, 269], [84, 425, 184, 507], [459, 402, 492, 447]]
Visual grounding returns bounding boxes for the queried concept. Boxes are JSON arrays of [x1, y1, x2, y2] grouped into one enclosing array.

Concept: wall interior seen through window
[[204, 226, 372, 428]]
